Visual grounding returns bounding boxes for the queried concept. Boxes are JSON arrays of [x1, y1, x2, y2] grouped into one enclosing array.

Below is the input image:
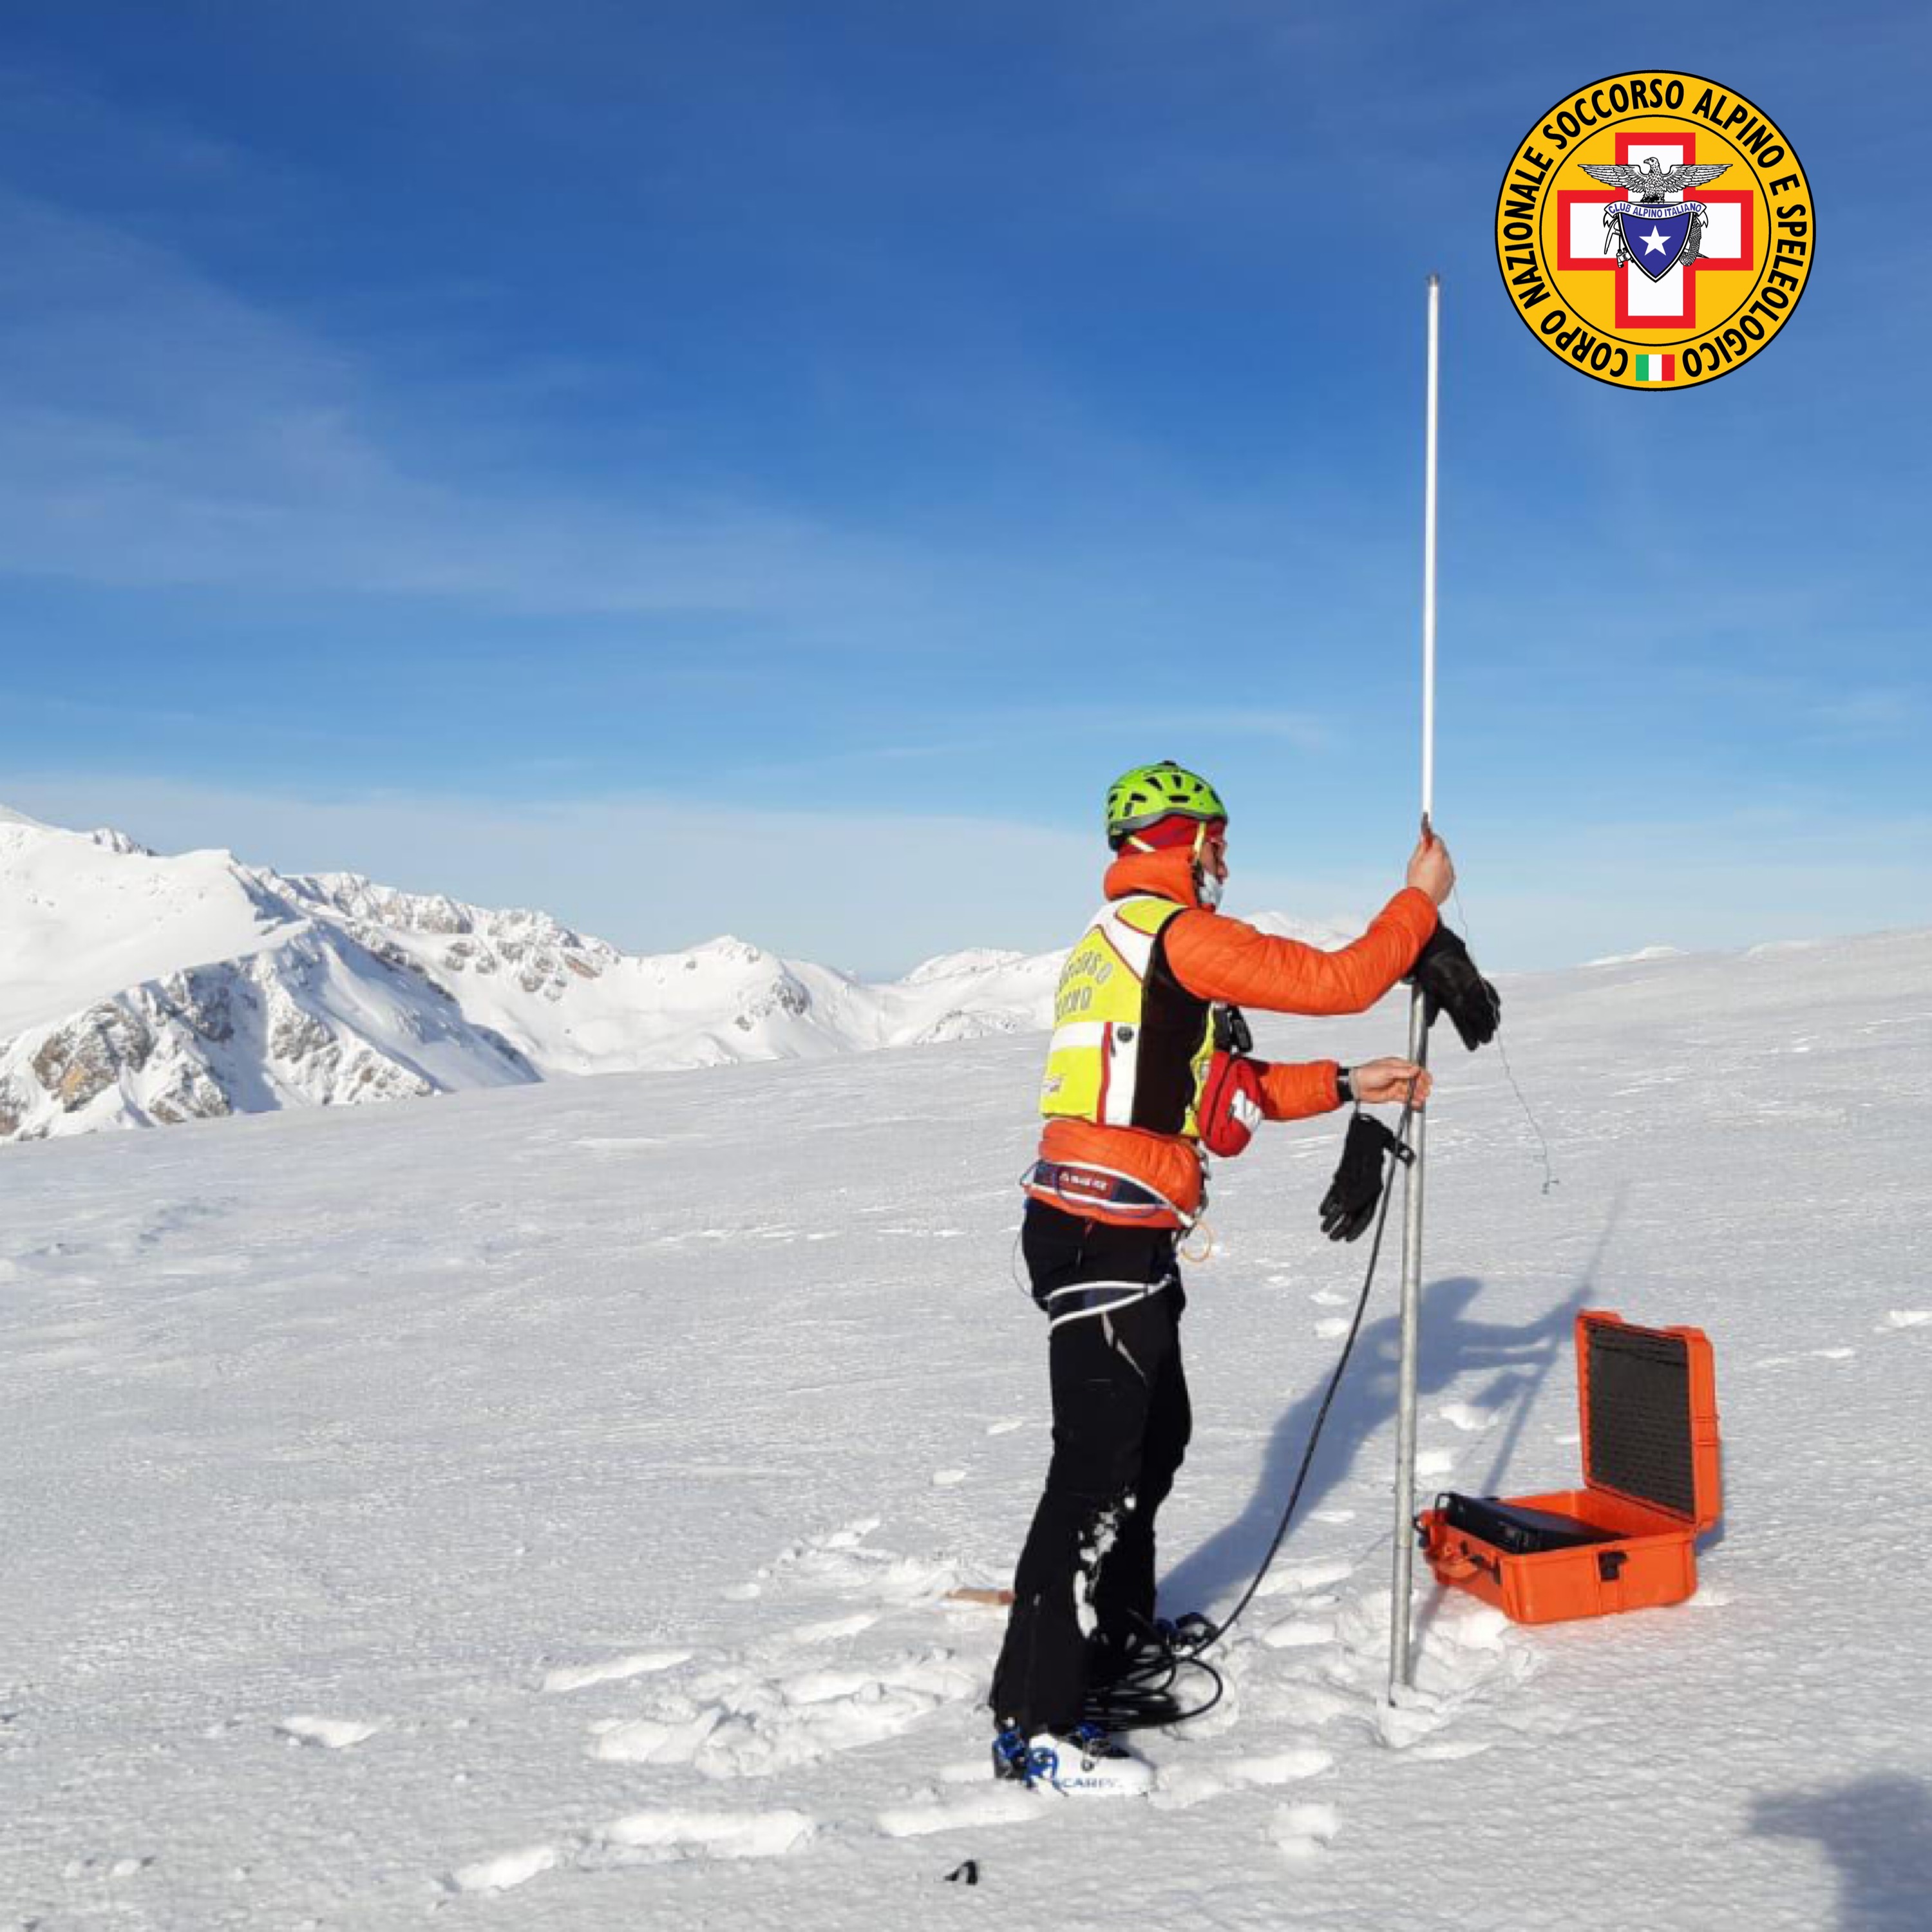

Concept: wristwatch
[[1336, 1065, 1355, 1106]]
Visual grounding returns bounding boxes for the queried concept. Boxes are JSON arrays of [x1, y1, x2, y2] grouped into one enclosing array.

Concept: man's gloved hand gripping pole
[[1312, 827, 1502, 1241], [1406, 923, 1501, 1050]]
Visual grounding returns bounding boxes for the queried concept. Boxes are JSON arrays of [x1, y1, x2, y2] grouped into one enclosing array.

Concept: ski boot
[[991, 1722, 1154, 1798]]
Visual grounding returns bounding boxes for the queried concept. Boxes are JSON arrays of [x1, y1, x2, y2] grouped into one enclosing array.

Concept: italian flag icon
[[1634, 353, 1677, 383]]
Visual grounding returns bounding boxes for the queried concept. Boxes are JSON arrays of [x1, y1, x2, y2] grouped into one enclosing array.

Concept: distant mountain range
[[0, 803, 1364, 1144]]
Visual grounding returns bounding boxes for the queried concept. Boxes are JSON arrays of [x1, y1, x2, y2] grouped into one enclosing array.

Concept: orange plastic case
[[1417, 1311, 1722, 1624]]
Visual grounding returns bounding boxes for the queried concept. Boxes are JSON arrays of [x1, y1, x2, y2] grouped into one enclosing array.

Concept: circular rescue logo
[[1495, 73, 1814, 388]]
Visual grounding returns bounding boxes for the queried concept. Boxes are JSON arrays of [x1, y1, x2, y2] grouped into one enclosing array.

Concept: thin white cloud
[[0, 190, 954, 621], [1814, 688, 1915, 740]]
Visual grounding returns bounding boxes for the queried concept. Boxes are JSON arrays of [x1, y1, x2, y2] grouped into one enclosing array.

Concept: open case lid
[[1575, 1311, 1722, 1531]]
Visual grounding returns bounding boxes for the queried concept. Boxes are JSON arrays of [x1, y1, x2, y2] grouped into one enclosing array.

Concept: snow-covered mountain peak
[[902, 947, 1029, 983], [0, 812, 1068, 1142], [88, 824, 156, 857], [287, 870, 605, 954], [1244, 910, 1367, 949], [0, 816, 298, 1041], [1586, 944, 1688, 968], [683, 934, 775, 966]]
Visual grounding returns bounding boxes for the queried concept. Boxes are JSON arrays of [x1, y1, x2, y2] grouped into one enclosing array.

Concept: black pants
[[989, 1202, 1193, 1737]]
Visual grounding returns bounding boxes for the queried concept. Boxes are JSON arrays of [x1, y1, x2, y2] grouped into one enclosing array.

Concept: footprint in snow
[[985, 1418, 1025, 1436], [1812, 1347, 1855, 1361], [781, 1540, 959, 1604], [1254, 1557, 1356, 1601], [931, 1469, 967, 1487], [1414, 1448, 1457, 1479], [1313, 1318, 1350, 1340], [596, 1806, 817, 1864], [1224, 1745, 1334, 1787], [1267, 1802, 1341, 1861], [1436, 1401, 1496, 1432], [62, 1853, 157, 1882], [1260, 1616, 1334, 1651], [783, 1611, 880, 1645], [876, 1785, 1043, 1838], [542, 1650, 691, 1694], [1883, 1310, 1931, 1330], [448, 1807, 815, 1893], [815, 1517, 882, 1549], [276, 1716, 380, 1750], [1144, 1747, 1329, 1801], [1283, 1557, 1358, 1591], [1150, 1763, 1233, 1810], [589, 1651, 978, 1777], [1406, 1738, 1493, 1763], [448, 1844, 559, 1894], [589, 1705, 724, 1768]]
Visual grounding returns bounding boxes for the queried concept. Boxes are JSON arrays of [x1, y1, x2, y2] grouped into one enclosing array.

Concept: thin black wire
[[1080, 1636, 1224, 1732], [1452, 881, 1557, 1195], [1082, 1095, 1417, 1733]]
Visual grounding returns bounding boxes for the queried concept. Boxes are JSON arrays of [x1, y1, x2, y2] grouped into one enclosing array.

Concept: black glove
[[1406, 925, 1501, 1051], [1319, 1112, 1410, 1242]]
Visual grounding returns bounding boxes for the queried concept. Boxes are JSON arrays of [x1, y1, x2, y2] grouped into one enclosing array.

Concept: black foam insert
[[1586, 1323, 1696, 1517]]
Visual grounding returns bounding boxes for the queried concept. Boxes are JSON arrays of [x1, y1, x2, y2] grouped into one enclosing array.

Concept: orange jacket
[[1030, 848, 1438, 1226]]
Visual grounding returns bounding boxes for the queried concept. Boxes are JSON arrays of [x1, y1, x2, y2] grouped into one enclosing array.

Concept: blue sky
[[1, 1, 1926, 973]]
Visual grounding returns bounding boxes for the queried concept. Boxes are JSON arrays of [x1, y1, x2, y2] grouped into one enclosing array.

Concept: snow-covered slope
[[3, 929, 1927, 1927], [0, 809, 1355, 1144]]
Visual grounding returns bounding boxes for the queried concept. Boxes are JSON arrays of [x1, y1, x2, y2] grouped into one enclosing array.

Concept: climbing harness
[[1023, 1158, 1197, 1229]]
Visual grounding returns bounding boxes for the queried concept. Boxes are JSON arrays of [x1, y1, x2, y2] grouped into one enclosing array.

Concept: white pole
[[1420, 274, 1439, 829], [1389, 273, 1440, 1700]]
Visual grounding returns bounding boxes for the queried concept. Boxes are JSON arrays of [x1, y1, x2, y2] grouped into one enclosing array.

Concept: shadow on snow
[[1161, 1188, 1629, 1627], [1752, 1775, 1932, 1931]]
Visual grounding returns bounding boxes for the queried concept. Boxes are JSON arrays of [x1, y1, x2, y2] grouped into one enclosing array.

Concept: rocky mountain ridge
[[0, 811, 1065, 1142]]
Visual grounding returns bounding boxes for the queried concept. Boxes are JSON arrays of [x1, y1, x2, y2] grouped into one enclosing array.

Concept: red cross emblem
[[1557, 132, 1755, 330]]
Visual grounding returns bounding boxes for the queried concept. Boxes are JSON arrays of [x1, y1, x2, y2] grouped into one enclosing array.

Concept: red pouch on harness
[[1198, 1050, 1264, 1157]]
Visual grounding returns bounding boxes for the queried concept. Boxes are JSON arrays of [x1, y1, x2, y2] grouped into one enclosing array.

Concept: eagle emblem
[[1578, 158, 1732, 280]]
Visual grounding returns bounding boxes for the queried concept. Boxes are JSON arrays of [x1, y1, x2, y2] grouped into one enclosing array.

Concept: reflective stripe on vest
[[1039, 895, 1215, 1135]]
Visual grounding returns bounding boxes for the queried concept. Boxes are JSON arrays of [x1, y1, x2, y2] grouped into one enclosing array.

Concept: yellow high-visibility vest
[[1038, 895, 1215, 1137]]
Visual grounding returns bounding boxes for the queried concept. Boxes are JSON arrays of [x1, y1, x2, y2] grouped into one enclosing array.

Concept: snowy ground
[[5, 930, 1929, 1929]]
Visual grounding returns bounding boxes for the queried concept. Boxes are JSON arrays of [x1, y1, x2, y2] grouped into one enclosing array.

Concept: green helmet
[[1104, 761, 1228, 848]]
